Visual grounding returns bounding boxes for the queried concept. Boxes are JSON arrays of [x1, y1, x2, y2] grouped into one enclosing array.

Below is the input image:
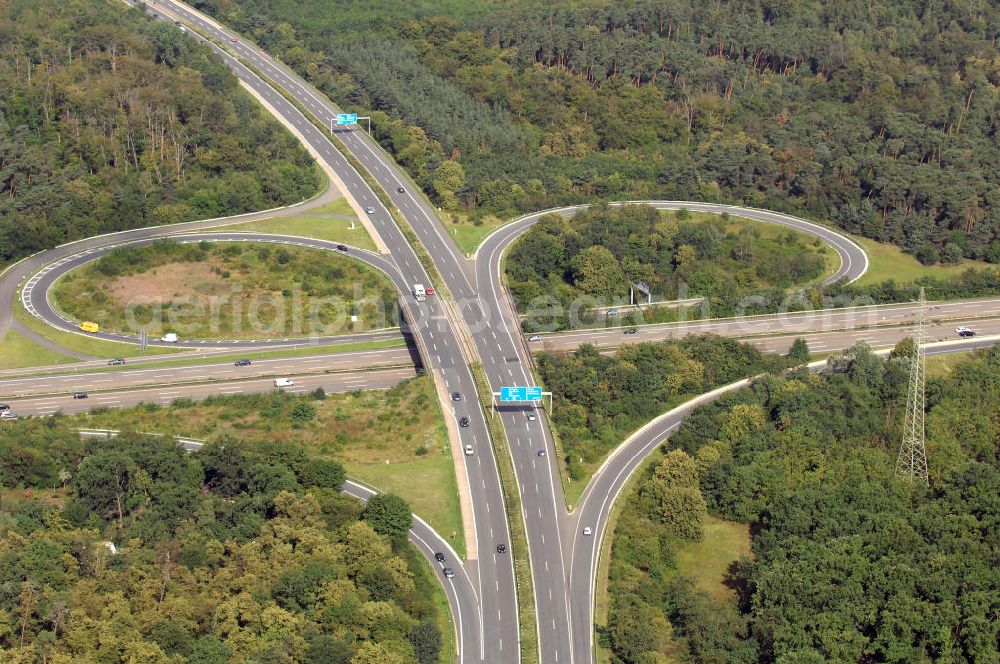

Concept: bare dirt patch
[[106, 260, 234, 305]]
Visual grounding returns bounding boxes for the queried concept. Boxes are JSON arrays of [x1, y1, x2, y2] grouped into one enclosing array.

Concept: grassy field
[[71, 375, 465, 557], [0, 328, 76, 370], [51, 241, 398, 340], [670, 515, 752, 603], [220, 198, 377, 251], [853, 235, 991, 287], [925, 351, 974, 379]]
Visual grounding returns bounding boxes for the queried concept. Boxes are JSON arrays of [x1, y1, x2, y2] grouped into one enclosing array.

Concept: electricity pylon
[[896, 287, 928, 485]]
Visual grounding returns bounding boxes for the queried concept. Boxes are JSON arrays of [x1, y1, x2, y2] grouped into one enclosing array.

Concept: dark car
[[435, 552, 446, 563], [107, 358, 126, 366], [336, 244, 349, 252], [234, 359, 252, 367], [459, 416, 470, 428], [496, 543, 507, 554], [537, 449, 546, 457], [443, 567, 455, 578], [0, 403, 9, 411], [397, 186, 405, 193], [451, 391, 462, 401], [624, 328, 639, 335], [72, 392, 88, 399], [956, 326, 976, 338]]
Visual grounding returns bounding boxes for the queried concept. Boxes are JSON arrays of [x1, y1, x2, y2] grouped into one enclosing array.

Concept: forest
[[193, 0, 1000, 262], [605, 343, 999, 663], [0, 417, 445, 663], [0, 0, 319, 264], [506, 205, 828, 330], [537, 335, 797, 481]]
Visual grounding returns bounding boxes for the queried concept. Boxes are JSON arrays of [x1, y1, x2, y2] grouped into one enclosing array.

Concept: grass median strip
[[0, 336, 407, 381], [471, 361, 538, 664]]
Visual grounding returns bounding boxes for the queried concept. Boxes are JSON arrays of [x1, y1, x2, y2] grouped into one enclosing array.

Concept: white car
[[274, 378, 294, 388], [1, 411, 18, 421], [464, 444, 474, 456], [365, 206, 375, 214], [528, 335, 543, 342], [160, 333, 178, 343], [582, 526, 593, 536], [527, 411, 536, 421]]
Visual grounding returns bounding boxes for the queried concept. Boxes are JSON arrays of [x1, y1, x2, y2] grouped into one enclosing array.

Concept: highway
[[0, 366, 416, 417], [4, 2, 995, 663], [536, 297, 1000, 351], [0, 347, 414, 399], [138, 5, 517, 660]]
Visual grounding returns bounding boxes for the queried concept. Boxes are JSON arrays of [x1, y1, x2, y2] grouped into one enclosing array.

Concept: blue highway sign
[[500, 386, 543, 402]]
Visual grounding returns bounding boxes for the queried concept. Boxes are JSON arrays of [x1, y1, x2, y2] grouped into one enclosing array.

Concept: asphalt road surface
[[125, 4, 968, 664], [537, 297, 1000, 352], [139, 5, 518, 660], [0, 366, 416, 417], [15, 4, 988, 664], [0, 347, 414, 399]]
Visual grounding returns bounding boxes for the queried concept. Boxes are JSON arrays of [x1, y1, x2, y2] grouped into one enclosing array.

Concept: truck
[[413, 284, 426, 302]]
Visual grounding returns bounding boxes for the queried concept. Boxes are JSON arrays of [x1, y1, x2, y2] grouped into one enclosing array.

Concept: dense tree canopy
[[606, 343, 1000, 663], [197, 0, 1000, 262], [0, 424, 446, 663], [507, 205, 828, 329], [538, 335, 794, 481], [0, 0, 319, 264]]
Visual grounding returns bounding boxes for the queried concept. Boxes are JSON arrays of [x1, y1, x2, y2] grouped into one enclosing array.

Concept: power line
[[896, 287, 928, 485]]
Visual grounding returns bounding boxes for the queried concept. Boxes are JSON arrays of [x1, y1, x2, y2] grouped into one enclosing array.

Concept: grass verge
[[470, 361, 538, 664], [592, 451, 662, 664], [0, 328, 77, 369], [853, 235, 991, 287], [217, 198, 377, 251], [71, 375, 464, 556]]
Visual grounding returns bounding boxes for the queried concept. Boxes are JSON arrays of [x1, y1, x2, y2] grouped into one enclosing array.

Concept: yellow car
[[79, 321, 99, 333]]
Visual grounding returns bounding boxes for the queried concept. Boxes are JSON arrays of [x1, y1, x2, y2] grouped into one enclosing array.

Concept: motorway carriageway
[[533, 296, 1000, 351], [0, 348, 415, 399], [0, 366, 416, 417]]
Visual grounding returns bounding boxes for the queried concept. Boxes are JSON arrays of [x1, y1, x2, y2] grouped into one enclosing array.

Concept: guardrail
[[76, 428, 204, 451]]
